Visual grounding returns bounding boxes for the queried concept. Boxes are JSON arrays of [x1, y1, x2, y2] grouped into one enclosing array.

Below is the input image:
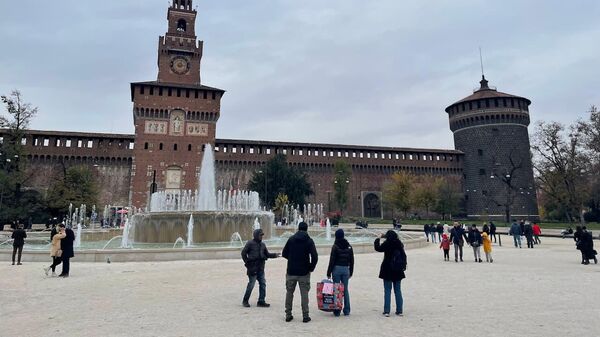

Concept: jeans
[[534, 235, 541, 244], [453, 243, 463, 261], [472, 245, 481, 261], [383, 280, 403, 314], [332, 265, 351, 316], [243, 270, 266, 303], [513, 235, 521, 248], [12, 245, 23, 264], [285, 273, 311, 318]]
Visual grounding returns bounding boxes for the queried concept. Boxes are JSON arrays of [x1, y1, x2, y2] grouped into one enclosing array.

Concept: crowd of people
[[240, 222, 407, 322]]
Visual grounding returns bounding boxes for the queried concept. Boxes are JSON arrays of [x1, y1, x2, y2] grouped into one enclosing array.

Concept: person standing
[[241, 228, 279, 308], [282, 222, 318, 323], [439, 233, 451, 261], [509, 220, 522, 248], [489, 222, 497, 243], [44, 224, 66, 276], [326, 229, 354, 317], [468, 225, 483, 262], [374, 230, 406, 317], [524, 221, 535, 249], [423, 224, 430, 242], [482, 232, 493, 263], [532, 223, 542, 244], [436, 222, 444, 242], [58, 225, 75, 277], [449, 222, 468, 262], [11, 224, 27, 265]]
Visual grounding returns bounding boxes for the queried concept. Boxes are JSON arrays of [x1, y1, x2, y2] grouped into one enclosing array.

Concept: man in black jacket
[[241, 228, 279, 308], [282, 222, 318, 323], [449, 222, 469, 262], [11, 224, 27, 265], [59, 225, 75, 277]]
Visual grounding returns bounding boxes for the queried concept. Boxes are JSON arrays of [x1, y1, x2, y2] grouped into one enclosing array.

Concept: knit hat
[[298, 222, 308, 231], [335, 229, 345, 240]]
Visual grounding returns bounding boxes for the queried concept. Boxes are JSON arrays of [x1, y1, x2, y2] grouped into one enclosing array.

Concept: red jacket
[[440, 237, 451, 250], [532, 224, 542, 235]]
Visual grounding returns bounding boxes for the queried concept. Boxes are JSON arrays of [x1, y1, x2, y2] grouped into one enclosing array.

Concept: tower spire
[[478, 47, 489, 90]]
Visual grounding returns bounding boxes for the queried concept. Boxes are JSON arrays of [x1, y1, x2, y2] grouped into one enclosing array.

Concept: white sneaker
[[52, 272, 57, 277], [43, 267, 50, 276]]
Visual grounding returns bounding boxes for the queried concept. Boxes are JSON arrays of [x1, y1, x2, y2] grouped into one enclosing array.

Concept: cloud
[[1, 0, 599, 148]]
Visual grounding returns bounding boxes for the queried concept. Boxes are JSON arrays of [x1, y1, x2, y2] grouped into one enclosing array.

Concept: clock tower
[[129, 0, 225, 209]]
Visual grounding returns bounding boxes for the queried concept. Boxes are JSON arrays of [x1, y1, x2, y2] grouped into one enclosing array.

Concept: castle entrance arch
[[362, 192, 381, 218]]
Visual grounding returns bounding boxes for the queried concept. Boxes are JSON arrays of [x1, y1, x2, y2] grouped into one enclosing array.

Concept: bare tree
[[531, 121, 589, 223]]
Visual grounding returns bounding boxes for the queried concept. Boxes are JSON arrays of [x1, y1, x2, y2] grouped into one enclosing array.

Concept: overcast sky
[[1, 0, 599, 150]]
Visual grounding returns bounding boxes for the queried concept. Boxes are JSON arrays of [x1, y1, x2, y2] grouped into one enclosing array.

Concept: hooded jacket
[[11, 228, 27, 247], [449, 226, 468, 246], [482, 232, 492, 253], [374, 231, 406, 281], [60, 228, 75, 258], [326, 238, 354, 278], [241, 229, 277, 276], [282, 230, 318, 276], [509, 222, 522, 236]]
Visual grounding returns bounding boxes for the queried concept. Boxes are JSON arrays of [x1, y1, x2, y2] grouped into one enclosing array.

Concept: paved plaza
[[1, 237, 599, 337]]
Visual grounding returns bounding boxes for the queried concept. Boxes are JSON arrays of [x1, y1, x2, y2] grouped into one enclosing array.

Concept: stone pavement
[[1, 237, 598, 337]]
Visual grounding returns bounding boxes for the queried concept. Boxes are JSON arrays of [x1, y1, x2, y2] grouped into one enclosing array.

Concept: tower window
[[168, 88, 172, 96], [188, 144, 192, 151], [203, 91, 207, 99], [177, 19, 187, 32], [174, 144, 178, 151], [159, 143, 164, 150], [177, 89, 181, 97], [486, 100, 490, 108], [159, 88, 163, 96], [479, 169, 486, 175], [144, 142, 149, 150], [478, 149, 483, 156]]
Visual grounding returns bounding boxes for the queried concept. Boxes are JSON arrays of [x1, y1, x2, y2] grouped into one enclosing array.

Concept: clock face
[[170, 56, 190, 75]]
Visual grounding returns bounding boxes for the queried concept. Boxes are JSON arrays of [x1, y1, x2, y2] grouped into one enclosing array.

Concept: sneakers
[[52, 272, 57, 277], [285, 316, 294, 322], [256, 301, 270, 308], [44, 267, 50, 276], [17, 262, 22, 265], [383, 312, 390, 317], [58, 274, 69, 278], [395, 312, 404, 316], [302, 317, 311, 323], [242, 301, 250, 308]]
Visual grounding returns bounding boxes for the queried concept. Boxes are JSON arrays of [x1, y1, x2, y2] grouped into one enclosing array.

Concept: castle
[[5, 1, 538, 220]]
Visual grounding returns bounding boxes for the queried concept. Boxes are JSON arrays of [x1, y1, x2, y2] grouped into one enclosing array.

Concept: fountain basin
[[131, 211, 274, 244]]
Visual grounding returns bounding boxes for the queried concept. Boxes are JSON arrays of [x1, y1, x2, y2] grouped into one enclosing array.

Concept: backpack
[[391, 248, 407, 272]]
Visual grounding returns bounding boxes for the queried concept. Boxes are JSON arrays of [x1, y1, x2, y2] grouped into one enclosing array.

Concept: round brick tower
[[446, 76, 539, 221]]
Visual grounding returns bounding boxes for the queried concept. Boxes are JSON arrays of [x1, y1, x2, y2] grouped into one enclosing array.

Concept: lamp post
[[258, 169, 268, 208]]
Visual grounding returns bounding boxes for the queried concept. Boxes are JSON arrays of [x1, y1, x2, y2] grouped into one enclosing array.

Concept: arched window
[[177, 19, 187, 32]]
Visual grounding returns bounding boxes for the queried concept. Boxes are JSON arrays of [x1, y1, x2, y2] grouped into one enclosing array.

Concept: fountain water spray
[[173, 237, 186, 249], [120, 218, 132, 248], [197, 144, 217, 211], [187, 214, 194, 247], [326, 218, 332, 241], [253, 218, 261, 231]]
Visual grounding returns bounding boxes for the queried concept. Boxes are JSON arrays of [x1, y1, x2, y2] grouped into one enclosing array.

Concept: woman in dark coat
[[578, 229, 598, 265], [374, 230, 406, 317], [327, 229, 354, 316], [59, 227, 75, 277]]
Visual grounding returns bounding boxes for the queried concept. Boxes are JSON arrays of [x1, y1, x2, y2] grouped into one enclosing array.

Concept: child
[[440, 233, 451, 261], [482, 232, 493, 263]]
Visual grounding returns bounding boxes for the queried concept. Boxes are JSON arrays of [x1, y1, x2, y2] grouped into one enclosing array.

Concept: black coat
[[579, 231, 597, 259], [241, 230, 277, 276], [282, 231, 318, 276], [326, 239, 355, 278], [468, 229, 483, 246], [61, 228, 75, 258], [449, 227, 468, 246], [374, 237, 406, 281], [11, 229, 27, 247]]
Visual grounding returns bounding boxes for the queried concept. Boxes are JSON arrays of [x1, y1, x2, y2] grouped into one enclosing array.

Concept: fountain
[[131, 144, 274, 244], [326, 218, 332, 241], [253, 218, 260, 231]]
